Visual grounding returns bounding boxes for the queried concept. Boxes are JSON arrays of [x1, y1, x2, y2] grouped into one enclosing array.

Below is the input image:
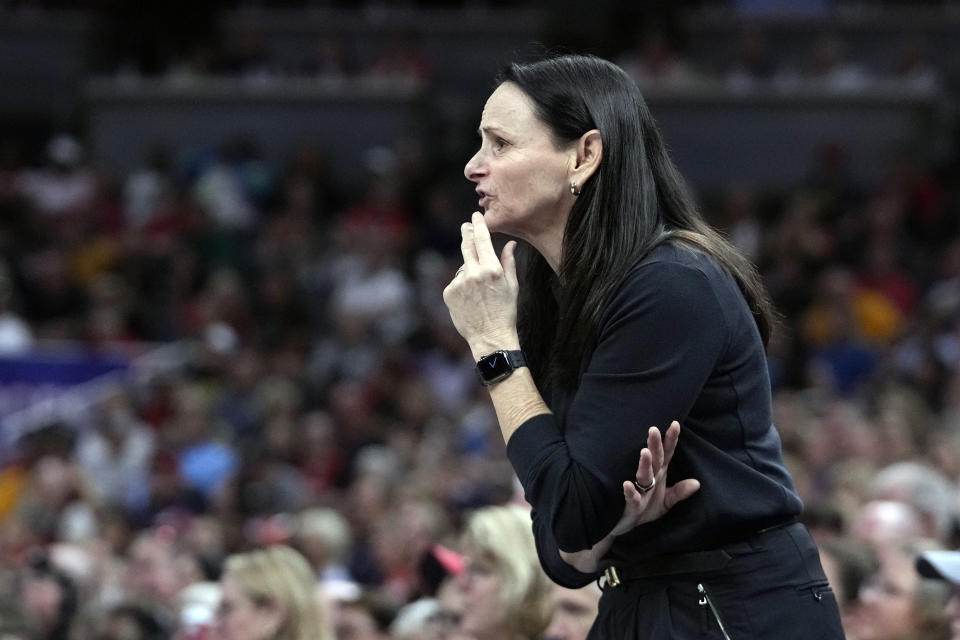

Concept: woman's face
[[214, 577, 279, 640], [855, 550, 920, 640], [455, 554, 509, 639], [463, 82, 575, 243]]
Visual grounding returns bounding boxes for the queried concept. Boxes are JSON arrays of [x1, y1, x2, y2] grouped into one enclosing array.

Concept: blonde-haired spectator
[[214, 545, 333, 640], [454, 504, 551, 640], [294, 507, 352, 582]]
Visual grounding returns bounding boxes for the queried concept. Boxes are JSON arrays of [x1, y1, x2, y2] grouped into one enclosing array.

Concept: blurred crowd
[[1, 1, 939, 95], [1, 3, 960, 640]]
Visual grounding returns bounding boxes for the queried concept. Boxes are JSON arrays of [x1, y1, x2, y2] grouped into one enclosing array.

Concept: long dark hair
[[499, 55, 775, 391]]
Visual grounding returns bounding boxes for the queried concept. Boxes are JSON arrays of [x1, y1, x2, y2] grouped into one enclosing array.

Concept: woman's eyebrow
[[478, 125, 506, 137]]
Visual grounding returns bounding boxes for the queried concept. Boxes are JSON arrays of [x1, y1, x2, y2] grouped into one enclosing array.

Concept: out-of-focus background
[[2, 1, 960, 639]]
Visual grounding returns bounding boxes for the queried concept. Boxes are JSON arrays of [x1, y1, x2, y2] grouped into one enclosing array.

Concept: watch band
[[503, 350, 526, 368]]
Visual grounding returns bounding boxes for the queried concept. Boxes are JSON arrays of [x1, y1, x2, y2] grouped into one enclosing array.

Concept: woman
[[214, 545, 333, 640], [442, 54, 845, 638], [454, 504, 552, 640], [851, 538, 950, 640]]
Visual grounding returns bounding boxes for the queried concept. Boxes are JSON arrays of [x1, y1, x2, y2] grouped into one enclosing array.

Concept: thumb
[[663, 479, 701, 511], [501, 240, 519, 288]]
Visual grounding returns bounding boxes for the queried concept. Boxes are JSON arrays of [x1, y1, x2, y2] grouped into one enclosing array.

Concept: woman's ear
[[572, 129, 602, 184]]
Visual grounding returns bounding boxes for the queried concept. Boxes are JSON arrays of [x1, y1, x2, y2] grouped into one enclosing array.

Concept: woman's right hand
[[608, 420, 701, 537]]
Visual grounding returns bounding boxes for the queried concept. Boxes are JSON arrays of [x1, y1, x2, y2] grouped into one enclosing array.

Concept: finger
[[471, 211, 500, 267], [460, 222, 478, 268], [647, 426, 665, 476], [661, 420, 681, 467], [634, 447, 654, 487], [501, 240, 518, 289], [663, 479, 701, 511], [623, 480, 644, 506]]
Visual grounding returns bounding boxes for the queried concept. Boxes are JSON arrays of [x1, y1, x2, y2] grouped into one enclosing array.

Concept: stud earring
[[570, 181, 580, 196]]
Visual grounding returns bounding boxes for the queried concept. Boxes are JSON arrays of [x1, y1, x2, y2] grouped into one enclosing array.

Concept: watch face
[[478, 351, 512, 382]]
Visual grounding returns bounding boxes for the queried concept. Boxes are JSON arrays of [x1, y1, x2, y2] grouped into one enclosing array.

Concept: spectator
[[214, 545, 333, 640], [19, 550, 78, 640], [124, 529, 185, 613], [616, 26, 695, 88], [76, 386, 156, 509], [849, 500, 925, 550], [870, 462, 957, 544], [170, 386, 238, 501], [453, 504, 552, 640], [293, 508, 353, 584], [542, 583, 601, 640], [851, 538, 950, 640], [330, 590, 396, 640], [17, 134, 97, 219]]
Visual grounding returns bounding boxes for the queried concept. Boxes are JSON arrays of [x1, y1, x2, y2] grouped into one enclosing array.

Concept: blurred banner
[[0, 350, 131, 459]]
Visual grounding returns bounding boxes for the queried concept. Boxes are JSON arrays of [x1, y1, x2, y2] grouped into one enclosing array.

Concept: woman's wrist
[[469, 334, 521, 361]]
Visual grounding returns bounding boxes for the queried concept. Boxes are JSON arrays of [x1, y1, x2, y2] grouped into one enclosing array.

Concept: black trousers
[[587, 523, 846, 639]]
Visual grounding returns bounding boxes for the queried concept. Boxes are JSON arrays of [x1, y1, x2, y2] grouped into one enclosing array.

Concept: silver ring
[[455, 266, 465, 276], [633, 477, 655, 495]]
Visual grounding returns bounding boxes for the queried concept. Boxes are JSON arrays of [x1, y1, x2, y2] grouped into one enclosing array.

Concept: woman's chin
[[480, 210, 508, 235]]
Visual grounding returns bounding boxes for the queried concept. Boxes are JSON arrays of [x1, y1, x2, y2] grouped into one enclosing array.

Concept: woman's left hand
[[442, 212, 521, 359], [608, 420, 701, 537]]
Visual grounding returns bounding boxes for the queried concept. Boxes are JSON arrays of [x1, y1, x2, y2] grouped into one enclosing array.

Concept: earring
[[570, 181, 580, 196]]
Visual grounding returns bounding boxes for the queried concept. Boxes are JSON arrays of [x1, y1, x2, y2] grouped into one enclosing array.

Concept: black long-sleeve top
[[506, 242, 802, 588]]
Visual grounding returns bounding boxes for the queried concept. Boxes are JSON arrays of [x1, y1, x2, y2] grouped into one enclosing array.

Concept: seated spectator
[[76, 386, 156, 510], [725, 27, 775, 91], [16, 134, 97, 219], [807, 35, 872, 92], [293, 507, 353, 583], [870, 462, 958, 545], [215, 545, 333, 640], [330, 590, 396, 640], [542, 583, 601, 640], [849, 500, 925, 550], [616, 26, 696, 88], [124, 529, 186, 614], [453, 504, 552, 640], [170, 385, 238, 501], [365, 30, 433, 85], [19, 551, 78, 640], [852, 538, 950, 640]]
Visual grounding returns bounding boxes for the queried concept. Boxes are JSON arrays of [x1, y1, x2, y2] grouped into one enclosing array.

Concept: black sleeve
[[530, 501, 601, 588], [507, 261, 728, 554]]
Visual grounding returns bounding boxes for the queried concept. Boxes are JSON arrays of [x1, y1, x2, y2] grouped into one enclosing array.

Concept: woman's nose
[[464, 150, 485, 182]]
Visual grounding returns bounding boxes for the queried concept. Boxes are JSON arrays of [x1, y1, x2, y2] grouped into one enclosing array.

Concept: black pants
[[587, 523, 846, 639]]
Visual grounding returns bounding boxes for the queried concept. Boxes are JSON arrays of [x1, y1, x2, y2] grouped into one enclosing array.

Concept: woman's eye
[[494, 138, 508, 151]]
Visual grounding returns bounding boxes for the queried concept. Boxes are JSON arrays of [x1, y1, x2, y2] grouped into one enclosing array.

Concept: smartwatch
[[476, 350, 527, 386]]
